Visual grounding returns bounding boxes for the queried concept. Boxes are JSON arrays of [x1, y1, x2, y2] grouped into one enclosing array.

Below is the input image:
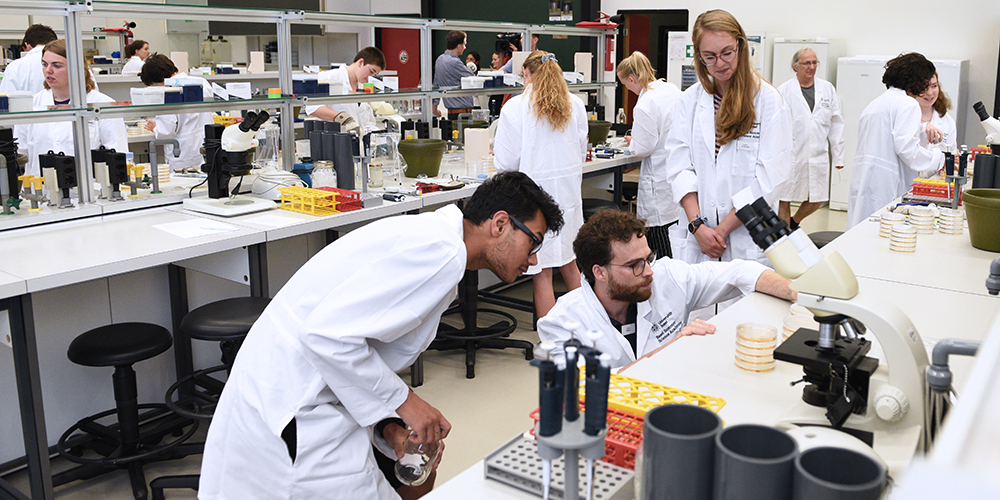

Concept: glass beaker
[[370, 132, 401, 187], [254, 121, 280, 169], [394, 437, 441, 487]]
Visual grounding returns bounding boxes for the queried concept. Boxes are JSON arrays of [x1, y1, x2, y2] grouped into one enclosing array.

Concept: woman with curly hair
[[664, 9, 791, 266], [847, 52, 944, 228], [494, 50, 588, 317]]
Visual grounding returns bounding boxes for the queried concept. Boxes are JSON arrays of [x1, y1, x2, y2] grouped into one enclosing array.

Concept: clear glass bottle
[[394, 437, 441, 487], [311, 160, 337, 188]]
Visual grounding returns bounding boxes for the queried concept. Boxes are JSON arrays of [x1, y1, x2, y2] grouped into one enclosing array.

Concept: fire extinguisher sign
[[399, 50, 409, 64]]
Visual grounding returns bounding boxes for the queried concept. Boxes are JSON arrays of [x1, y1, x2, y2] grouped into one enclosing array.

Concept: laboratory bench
[[0, 148, 638, 500], [422, 211, 1000, 500]]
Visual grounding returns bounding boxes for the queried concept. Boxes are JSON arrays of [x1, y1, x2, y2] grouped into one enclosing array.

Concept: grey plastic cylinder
[[309, 131, 324, 161], [333, 132, 355, 190], [641, 404, 722, 500], [972, 153, 996, 188], [713, 424, 797, 500], [792, 447, 886, 500]]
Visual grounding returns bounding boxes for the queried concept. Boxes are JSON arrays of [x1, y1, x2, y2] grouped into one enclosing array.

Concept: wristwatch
[[688, 215, 707, 235]]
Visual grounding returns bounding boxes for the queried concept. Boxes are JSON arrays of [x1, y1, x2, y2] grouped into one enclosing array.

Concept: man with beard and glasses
[[537, 209, 796, 369]]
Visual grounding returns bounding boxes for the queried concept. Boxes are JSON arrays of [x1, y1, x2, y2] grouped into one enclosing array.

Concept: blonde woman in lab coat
[[15, 39, 127, 178], [776, 47, 845, 230], [664, 9, 792, 266], [847, 53, 944, 228], [616, 50, 683, 259], [494, 50, 588, 318]]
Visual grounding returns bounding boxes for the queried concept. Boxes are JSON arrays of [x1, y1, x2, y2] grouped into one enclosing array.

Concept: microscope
[[736, 198, 929, 476], [182, 110, 276, 216], [973, 101, 1000, 154]]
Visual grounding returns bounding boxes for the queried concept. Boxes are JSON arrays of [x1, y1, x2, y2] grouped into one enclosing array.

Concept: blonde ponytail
[[523, 51, 573, 131], [617, 51, 657, 90]]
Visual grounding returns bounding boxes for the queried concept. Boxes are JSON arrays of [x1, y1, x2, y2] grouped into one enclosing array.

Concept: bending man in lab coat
[[776, 47, 844, 230], [199, 171, 564, 500], [305, 47, 385, 135], [847, 52, 944, 228], [537, 209, 796, 369], [139, 53, 214, 171], [664, 10, 792, 267]]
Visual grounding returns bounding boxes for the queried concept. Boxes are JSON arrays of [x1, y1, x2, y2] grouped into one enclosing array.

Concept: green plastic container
[[399, 139, 447, 178], [962, 188, 1000, 252], [588, 120, 612, 147]]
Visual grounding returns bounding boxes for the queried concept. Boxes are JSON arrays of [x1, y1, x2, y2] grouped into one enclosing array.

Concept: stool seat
[[181, 297, 271, 341], [583, 198, 619, 220], [808, 230, 843, 249], [68, 323, 172, 367]]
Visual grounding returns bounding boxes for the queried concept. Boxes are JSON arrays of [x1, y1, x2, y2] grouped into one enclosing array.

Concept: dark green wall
[[430, 0, 588, 74]]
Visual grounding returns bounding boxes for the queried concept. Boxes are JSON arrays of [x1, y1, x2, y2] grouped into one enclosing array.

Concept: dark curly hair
[[463, 171, 564, 236], [573, 209, 647, 285], [882, 52, 936, 96]]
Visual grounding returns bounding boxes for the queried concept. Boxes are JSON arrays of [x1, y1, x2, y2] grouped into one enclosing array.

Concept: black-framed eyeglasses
[[700, 46, 738, 66], [607, 251, 656, 277], [509, 214, 544, 255]]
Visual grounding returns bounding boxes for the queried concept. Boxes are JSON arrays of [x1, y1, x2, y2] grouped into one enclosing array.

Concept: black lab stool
[[55, 323, 199, 500], [150, 296, 270, 500]]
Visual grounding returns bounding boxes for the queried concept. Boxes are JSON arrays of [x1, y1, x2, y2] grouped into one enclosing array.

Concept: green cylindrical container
[[399, 139, 447, 178], [962, 188, 1000, 252], [588, 120, 612, 147]]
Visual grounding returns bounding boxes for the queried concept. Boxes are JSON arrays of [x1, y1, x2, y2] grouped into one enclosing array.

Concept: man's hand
[[693, 225, 727, 258], [396, 390, 451, 445], [381, 421, 411, 459], [680, 318, 716, 337], [144, 120, 156, 132], [433, 107, 442, 118], [623, 134, 632, 146]]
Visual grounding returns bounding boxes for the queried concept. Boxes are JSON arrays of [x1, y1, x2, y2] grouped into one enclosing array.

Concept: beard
[[607, 272, 653, 303]]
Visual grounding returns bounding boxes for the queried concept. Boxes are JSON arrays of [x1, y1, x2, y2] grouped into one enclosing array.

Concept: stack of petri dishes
[[879, 212, 906, 238], [908, 206, 935, 234], [735, 323, 777, 372], [782, 315, 819, 343], [889, 224, 918, 252], [938, 208, 964, 235]]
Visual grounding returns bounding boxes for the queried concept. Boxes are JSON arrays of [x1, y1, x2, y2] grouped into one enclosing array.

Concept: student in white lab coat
[[537, 210, 796, 369], [199, 172, 565, 500], [494, 50, 588, 317], [139, 53, 214, 171], [616, 51, 683, 258], [304, 47, 385, 135], [120, 39, 149, 75], [0, 24, 56, 94], [848, 53, 944, 228], [914, 72, 957, 155], [776, 47, 845, 230], [664, 10, 792, 267], [15, 40, 127, 178]]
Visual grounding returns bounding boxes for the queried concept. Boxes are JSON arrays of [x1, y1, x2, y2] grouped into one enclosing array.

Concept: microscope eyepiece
[[974, 101, 990, 121], [738, 197, 792, 251]]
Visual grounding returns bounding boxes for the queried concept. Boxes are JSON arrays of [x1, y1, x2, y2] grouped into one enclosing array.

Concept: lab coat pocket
[[733, 123, 761, 177]]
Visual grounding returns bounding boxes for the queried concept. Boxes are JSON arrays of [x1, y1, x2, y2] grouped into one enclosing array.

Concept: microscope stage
[[182, 196, 276, 217]]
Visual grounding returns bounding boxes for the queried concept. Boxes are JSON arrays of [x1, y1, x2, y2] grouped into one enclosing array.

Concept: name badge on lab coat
[[820, 98, 831, 109], [622, 323, 636, 335], [737, 122, 761, 151]]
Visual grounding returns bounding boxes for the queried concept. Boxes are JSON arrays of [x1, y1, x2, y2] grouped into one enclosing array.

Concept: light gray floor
[[4, 205, 846, 499]]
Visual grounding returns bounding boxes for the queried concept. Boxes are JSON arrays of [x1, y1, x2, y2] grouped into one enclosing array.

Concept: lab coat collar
[[579, 276, 639, 359]]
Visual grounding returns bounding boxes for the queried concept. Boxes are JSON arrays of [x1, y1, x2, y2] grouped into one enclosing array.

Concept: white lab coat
[[494, 86, 587, 273], [199, 205, 467, 500], [664, 80, 792, 265], [537, 258, 767, 369], [629, 80, 683, 226], [777, 77, 845, 202], [304, 66, 378, 134], [153, 73, 214, 170], [121, 55, 144, 75], [847, 88, 944, 228], [0, 45, 45, 94], [15, 88, 127, 177]]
